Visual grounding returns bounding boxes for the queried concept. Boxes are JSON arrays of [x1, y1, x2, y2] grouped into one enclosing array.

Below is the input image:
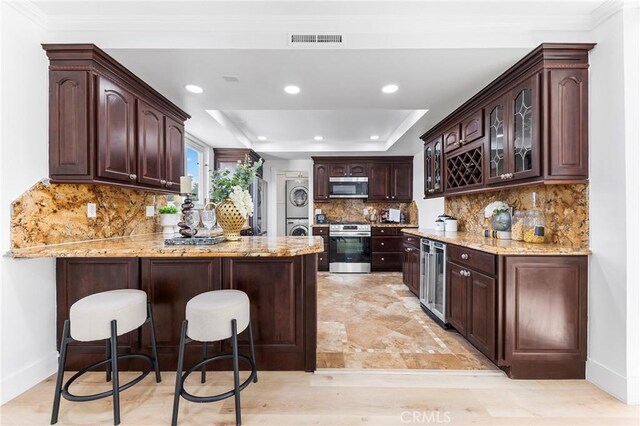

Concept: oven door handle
[[330, 232, 371, 237]]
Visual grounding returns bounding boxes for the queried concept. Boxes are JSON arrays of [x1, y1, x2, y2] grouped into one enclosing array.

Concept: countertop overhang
[[9, 234, 325, 259], [401, 228, 591, 256]]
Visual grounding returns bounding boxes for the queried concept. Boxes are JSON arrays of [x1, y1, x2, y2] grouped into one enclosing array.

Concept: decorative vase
[[491, 211, 512, 231], [159, 214, 179, 236], [215, 199, 246, 241]]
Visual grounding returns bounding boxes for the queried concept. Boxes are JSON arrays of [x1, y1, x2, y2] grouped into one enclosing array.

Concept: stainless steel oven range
[[329, 222, 371, 273]]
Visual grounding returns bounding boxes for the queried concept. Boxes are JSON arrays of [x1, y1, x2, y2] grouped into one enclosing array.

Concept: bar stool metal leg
[[147, 303, 162, 383], [248, 322, 258, 383], [51, 320, 71, 425], [110, 320, 121, 426], [106, 340, 112, 382], [172, 320, 188, 426], [231, 319, 241, 426], [201, 342, 207, 383]]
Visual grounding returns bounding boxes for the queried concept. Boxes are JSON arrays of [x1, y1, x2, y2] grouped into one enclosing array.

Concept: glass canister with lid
[[511, 210, 526, 241], [524, 210, 546, 243]]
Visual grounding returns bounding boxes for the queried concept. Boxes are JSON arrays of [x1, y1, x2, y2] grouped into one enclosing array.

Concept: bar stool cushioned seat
[[70, 289, 148, 342], [186, 290, 250, 342]]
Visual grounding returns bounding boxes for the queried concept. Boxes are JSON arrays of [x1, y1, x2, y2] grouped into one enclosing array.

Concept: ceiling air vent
[[289, 34, 343, 45], [222, 75, 240, 82]]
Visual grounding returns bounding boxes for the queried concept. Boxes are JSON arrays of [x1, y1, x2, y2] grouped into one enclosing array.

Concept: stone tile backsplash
[[313, 199, 418, 224]]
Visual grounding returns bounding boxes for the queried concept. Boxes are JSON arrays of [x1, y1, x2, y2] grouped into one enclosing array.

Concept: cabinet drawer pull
[[461, 253, 469, 260], [428, 189, 435, 193], [129, 174, 137, 180], [460, 269, 470, 277], [160, 179, 167, 185]]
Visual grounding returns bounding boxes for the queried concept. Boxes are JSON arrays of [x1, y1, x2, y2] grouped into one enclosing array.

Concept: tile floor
[[317, 272, 498, 370]]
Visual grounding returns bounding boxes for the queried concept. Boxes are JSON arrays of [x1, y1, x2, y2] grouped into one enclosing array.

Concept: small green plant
[[210, 158, 263, 204], [159, 205, 179, 214]]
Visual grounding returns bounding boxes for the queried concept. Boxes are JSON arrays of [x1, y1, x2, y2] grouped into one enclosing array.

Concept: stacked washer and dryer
[[285, 179, 309, 236]]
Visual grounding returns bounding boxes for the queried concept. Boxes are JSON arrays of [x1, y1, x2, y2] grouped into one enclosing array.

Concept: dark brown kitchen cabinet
[[424, 135, 444, 197], [402, 234, 420, 295], [312, 227, 329, 271], [446, 263, 468, 335], [213, 148, 263, 178], [421, 43, 594, 197], [313, 163, 330, 202], [137, 99, 164, 187], [56, 258, 140, 370], [466, 271, 496, 360], [96, 75, 137, 183], [503, 256, 587, 379], [372, 227, 403, 272], [367, 162, 391, 200], [348, 163, 368, 177], [367, 161, 413, 202], [43, 44, 190, 193], [141, 258, 221, 369], [329, 163, 348, 177]]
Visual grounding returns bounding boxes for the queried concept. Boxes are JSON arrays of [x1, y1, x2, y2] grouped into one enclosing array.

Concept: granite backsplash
[[313, 199, 418, 225], [11, 180, 168, 249], [444, 184, 589, 248]]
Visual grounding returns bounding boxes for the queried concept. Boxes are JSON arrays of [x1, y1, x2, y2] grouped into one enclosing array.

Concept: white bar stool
[[51, 289, 161, 425], [171, 290, 258, 426]]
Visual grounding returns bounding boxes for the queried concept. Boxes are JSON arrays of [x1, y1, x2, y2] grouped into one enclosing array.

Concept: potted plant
[[211, 158, 263, 240], [484, 201, 511, 231], [159, 205, 180, 236]]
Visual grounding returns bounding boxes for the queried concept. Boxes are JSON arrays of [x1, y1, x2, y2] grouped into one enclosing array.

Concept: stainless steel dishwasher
[[420, 238, 448, 326]]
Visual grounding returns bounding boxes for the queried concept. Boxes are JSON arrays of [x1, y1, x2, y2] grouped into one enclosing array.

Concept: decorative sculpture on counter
[[177, 176, 198, 238]]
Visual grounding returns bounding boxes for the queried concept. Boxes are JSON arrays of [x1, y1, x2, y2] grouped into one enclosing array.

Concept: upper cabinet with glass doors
[[421, 43, 594, 197]]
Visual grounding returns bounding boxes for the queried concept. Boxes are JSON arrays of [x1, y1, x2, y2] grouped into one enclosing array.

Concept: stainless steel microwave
[[329, 177, 368, 198]]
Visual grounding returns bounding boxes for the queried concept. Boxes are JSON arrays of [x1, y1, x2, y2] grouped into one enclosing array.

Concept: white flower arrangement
[[484, 201, 510, 218], [228, 185, 254, 218]]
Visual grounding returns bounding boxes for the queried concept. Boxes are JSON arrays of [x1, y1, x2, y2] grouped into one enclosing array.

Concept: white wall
[[587, 5, 640, 405], [412, 149, 444, 228], [0, 3, 58, 404]]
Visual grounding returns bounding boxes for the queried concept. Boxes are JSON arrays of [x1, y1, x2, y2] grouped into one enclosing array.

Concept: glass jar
[[524, 210, 546, 243], [511, 210, 525, 241]]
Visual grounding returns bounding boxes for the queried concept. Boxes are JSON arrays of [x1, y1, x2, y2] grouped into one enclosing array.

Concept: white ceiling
[[19, 0, 611, 159]]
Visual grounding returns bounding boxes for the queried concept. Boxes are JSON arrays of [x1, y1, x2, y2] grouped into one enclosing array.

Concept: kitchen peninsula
[[10, 235, 323, 373]]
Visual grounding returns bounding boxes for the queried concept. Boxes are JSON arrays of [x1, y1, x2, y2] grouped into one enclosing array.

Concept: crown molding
[[591, 0, 625, 29], [4, 0, 48, 29]]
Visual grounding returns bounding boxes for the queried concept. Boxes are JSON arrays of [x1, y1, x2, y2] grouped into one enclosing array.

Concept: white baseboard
[[0, 351, 58, 405], [586, 357, 630, 404]]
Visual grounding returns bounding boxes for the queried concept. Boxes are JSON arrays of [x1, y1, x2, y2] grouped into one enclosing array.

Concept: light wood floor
[[1, 370, 638, 425]]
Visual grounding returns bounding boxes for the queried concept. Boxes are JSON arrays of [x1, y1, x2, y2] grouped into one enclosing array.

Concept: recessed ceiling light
[[257, 136, 267, 141], [185, 84, 204, 94], [382, 84, 399, 94], [284, 85, 301, 95], [314, 136, 323, 141], [370, 135, 380, 140]]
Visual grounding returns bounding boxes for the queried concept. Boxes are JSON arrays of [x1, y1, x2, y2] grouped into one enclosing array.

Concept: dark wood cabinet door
[[485, 96, 508, 184], [446, 261, 468, 335], [390, 161, 413, 201], [49, 70, 90, 178], [317, 252, 329, 271], [402, 246, 411, 290], [140, 258, 221, 369], [137, 100, 164, 187], [506, 74, 541, 182], [461, 109, 484, 145], [348, 163, 368, 177], [222, 257, 307, 370], [443, 123, 461, 153], [504, 256, 587, 378], [547, 68, 588, 179], [467, 271, 496, 361], [313, 163, 330, 201], [367, 162, 391, 200], [96, 76, 137, 183], [329, 163, 349, 177], [424, 142, 434, 196], [56, 258, 139, 370], [165, 117, 185, 192], [409, 247, 421, 296]]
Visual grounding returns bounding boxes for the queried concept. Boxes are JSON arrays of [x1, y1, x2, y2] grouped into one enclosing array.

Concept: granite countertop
[[401, 228, 591, 256], [311, 223, 418, 228], [9, 234, 325, 259]]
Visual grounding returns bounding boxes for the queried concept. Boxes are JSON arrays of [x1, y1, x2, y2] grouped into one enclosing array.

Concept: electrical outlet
[[363, 208, 368, 215], [87, 203, 97, 218], [146, 206, 155, 217]]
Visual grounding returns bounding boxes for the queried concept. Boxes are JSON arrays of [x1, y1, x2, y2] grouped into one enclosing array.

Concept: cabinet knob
[[392, 196, 395, 199], [129, 174, 137, 180], [381, 230, 384, 233], [160, 179, 167, 185], [429, 189, 435, 193], [381, 257, 385, 261], [461, 253, 469, 260], [460, 269, 470, 277], [507, 173, 514, 179], [381, 242, 384, 246], [386, 196, 389, 199]]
